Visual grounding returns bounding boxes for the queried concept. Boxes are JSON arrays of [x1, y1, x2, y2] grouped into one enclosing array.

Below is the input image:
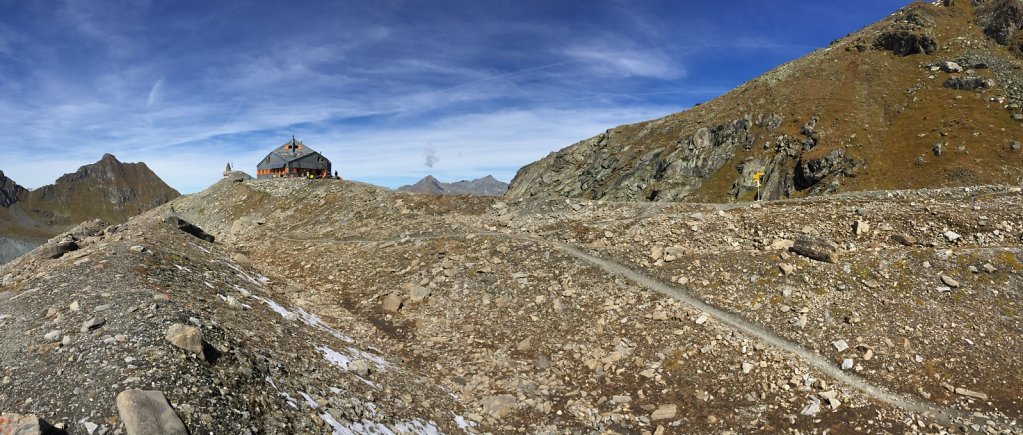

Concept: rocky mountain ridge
[[4, 176, 1020, 433], [0, 154, 179, 264], [398, 175, 509, 196], [0, 171, 28, 208], [508, 0, 1023, 203]]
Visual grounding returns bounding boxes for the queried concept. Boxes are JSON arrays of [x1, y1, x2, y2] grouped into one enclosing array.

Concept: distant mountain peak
[[398, 175, 509, 196]]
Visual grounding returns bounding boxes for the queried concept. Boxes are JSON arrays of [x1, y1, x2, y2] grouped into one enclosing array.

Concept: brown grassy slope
[[509, 1, 1023, 202]]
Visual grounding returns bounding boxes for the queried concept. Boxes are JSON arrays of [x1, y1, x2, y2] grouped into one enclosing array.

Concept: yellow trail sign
[[752, 171, 765, 187]]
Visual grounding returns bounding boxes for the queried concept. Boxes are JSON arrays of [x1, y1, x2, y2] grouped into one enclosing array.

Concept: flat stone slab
[[115, 390, 188, 435]]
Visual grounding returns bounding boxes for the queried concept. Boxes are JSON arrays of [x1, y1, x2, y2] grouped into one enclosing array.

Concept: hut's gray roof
[[257, 138, 332, 171], [268, 138, 317, 162]]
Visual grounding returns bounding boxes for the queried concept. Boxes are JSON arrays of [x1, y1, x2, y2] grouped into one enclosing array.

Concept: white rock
[[832, 339, 849, 352]]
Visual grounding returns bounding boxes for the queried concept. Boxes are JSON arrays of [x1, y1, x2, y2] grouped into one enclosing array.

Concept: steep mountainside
[[509, 0, 1023, 202], [398, 175, 509, 196], [0, 154, 179, 263]]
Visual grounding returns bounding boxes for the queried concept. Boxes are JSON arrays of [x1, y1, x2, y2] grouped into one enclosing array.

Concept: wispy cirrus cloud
[[146, 79, 164, 109]]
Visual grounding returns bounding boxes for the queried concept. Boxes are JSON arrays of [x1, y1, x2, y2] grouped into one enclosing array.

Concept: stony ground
[[2, 176, 1022, 433]]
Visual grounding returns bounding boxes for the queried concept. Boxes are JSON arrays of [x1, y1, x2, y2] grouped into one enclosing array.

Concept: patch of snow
[[264, 376, 298, 409], [230, 284, 251, 296], [253, 295, 297, 320], [174, 264, 191, 273], [203, 281, 215, 289], [348, 346, 390, 368], [317, 345, 354, 369], [296, 307, 354, 343], [320, 413, 351, 435], [299, 391, 320, 409], [355, 376, 380, 389], [395, 420, 441, 435], [188, 240, 209, 253], [224, 262, 262, 286], [329, 387, 342, 394], [454, 414, 478, 433]]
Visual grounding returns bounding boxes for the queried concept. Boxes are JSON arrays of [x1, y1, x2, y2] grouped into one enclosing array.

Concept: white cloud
[[146, 78, 164, 108], [565, 43, 684, 80]]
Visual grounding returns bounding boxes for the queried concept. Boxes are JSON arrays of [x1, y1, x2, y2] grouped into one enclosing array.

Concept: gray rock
[[408, 286, 431, 303], [163, 216, 214, 243], [819, 390, 841, 409], [954, 387, 988, 400], [80, 317, 106, 333], [789, 236, 838, 263], [841, 358, 854, 370], [381, 294, 403, 313], [39, 240, 79, 260], [943, 230, 962, 242], [940, 275, 960, 288], [800, 397, 821, 416], [940, 61, 963, 73], [481, 394, 517, 419], [853, 220, 870, 235], [943, 76, 996, 91], [165, 323, 204, 356], [115, 390, 188, 435], [43, 330, 61, 341], [833, 339, 849, 352]]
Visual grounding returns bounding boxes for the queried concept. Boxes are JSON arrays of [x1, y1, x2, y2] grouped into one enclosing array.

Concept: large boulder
[[115, 390, 188, 435], [943, 76, 996, 90], [164, 216, 215, 243], [874, 30, 939, 56]]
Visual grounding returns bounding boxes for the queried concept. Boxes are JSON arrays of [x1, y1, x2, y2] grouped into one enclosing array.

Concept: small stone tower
[[223, 163, 232, 177]]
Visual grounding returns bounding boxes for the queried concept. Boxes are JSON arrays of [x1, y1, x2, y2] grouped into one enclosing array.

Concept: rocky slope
[[0, 154, 179, 264], [4, 176, 1018, 433], [398, 175, 509, 196], [509, 0, 1023, 203]]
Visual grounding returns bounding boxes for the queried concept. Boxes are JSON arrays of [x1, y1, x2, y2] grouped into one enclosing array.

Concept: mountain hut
[[256, 137, 332, 179]]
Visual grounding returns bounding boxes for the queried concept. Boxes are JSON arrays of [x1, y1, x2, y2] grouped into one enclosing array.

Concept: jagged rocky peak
[[36, 154, 180, 210], [398, 175, 508, 196], [508, 0, 1023, 203], [0, 170, 28, 208]]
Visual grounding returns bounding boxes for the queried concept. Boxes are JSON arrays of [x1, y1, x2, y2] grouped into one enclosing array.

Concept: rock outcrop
[[0, 171, 27, 209], [508, 1, 1023, 203]]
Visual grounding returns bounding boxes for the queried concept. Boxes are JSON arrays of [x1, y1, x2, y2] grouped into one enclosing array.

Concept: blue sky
[[0, 0, 911, 193]]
